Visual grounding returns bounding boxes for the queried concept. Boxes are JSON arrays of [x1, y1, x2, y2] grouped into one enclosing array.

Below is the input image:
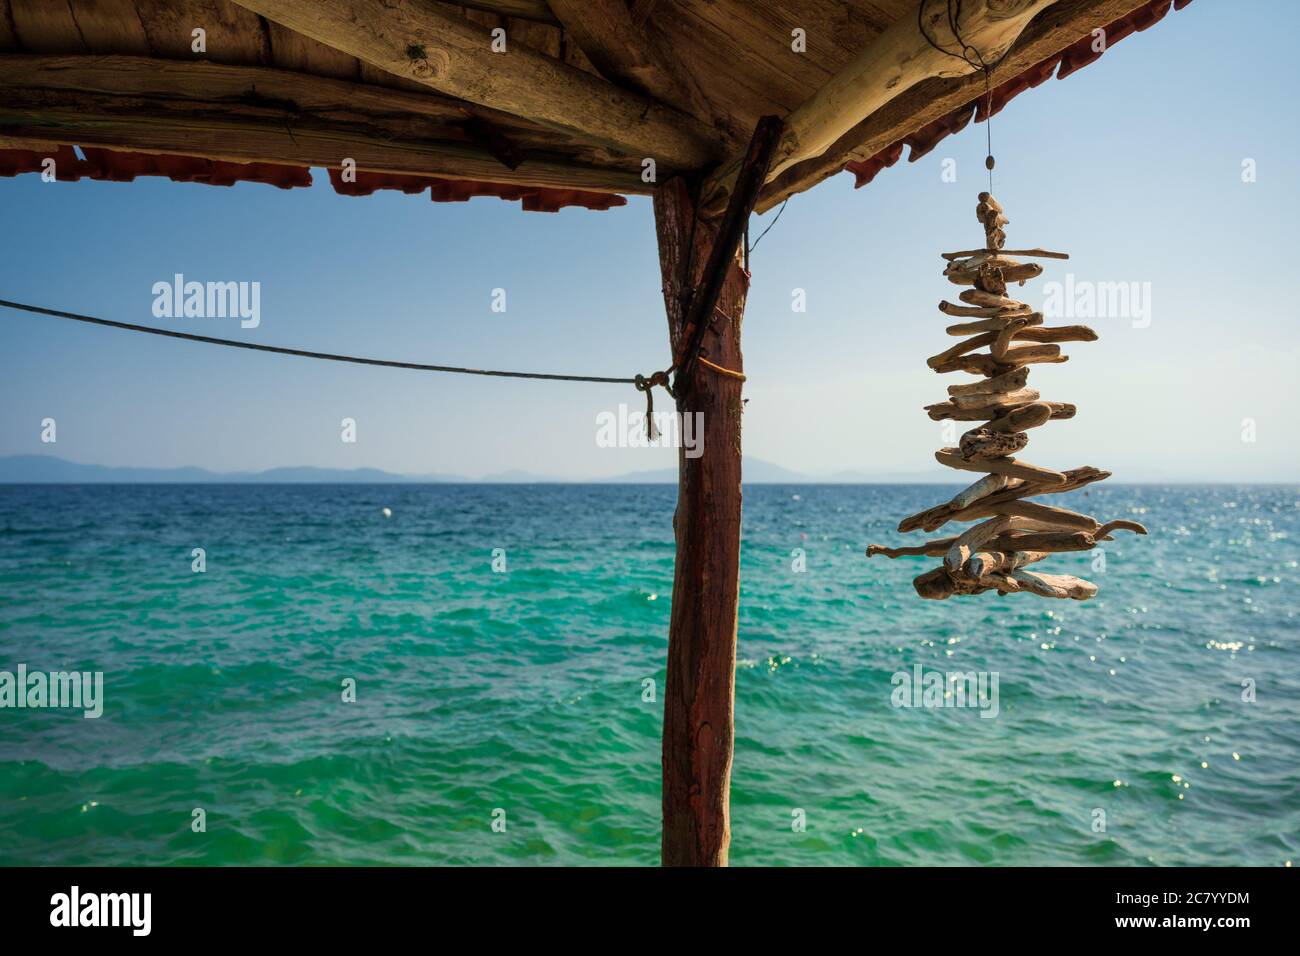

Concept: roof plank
[[0, 2, 18, 52], [228, 0, 726, 170], [548, 0, 724, 135], [265, 19, 359, 80], [132, 0, 271, 65], [759, 0, 1162, 211], [0, 54, 650, 193], [10, 0, 90, 53], [457, 0, 557, 25], [702, 0, 1055, 211], [67, 0, 152, 54]]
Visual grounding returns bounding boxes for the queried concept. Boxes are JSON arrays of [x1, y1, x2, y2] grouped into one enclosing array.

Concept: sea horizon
[[2, 479, 1297, 485], [2, 454, 1286, 487]]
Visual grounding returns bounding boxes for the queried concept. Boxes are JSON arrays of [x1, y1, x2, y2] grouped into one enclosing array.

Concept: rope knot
[[634, 369, 674, 440]]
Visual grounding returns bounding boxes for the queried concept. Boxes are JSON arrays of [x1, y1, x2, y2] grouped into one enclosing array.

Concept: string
[[747, 198, 789, 255], [0, 298, 638, 384], [0, 297, 747, 444], [917, 0, 1007, 194]]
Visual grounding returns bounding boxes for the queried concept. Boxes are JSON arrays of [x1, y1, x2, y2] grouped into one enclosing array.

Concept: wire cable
[[0, 298, 638, 385]]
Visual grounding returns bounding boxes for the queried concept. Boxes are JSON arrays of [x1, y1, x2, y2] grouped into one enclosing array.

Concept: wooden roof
[[0, 0, 1190, 211]]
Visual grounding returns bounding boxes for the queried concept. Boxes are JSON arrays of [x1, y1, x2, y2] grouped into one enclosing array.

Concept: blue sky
[[1, 0, 1297, 481]]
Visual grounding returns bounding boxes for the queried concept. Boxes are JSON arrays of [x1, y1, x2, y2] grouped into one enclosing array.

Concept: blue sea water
[[0, 482, 1296, 866]]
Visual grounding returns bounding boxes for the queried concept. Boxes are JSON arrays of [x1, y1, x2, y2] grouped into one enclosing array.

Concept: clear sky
[[1, 0, 1296, 481]]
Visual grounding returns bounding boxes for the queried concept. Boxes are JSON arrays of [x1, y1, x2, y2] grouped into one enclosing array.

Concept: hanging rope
[[634, 368, 674, 439], [0, 298, 640, 384], [0, 296, 747, 444], [747, 198, 789, 256]]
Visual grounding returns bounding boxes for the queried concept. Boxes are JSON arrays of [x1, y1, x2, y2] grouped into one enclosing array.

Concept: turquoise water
[[0, 483, 1296, 866]]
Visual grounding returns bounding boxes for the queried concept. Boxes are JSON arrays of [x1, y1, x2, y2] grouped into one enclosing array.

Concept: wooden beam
[[547, 0, 724, 138], [657, 117, 782, 868], [228, 0, 725, 170], [455, 0, 558, 24], [0, 55, 648, 193], [0, 54, 526, 130], [701, 0, 1054, 212], [544, 1, 662, 87], [759, 0, 1156, 211], [628, 0, 660, 29]]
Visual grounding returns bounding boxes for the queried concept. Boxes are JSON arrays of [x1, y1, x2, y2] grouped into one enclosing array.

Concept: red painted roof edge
[[327, 167, 627, 212], [0, 146, 627, 213]]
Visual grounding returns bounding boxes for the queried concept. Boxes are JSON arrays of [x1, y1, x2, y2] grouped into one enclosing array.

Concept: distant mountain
[[0, 455, 465, 484], [476, 469, 562, 483], [0, 455, 227, 483], [0, 454, 975, 485]]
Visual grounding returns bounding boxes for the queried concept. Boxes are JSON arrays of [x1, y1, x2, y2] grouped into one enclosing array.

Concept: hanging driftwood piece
[[867, 192, 1146, 600]]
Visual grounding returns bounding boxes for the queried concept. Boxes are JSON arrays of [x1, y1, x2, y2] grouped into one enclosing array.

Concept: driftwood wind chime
[[866, 191, 1147, 600], [866, 1, 1148, 601]]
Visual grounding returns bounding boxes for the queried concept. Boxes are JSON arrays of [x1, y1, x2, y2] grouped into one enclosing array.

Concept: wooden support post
[[652, 117, 781, 867], [653, 177, 745, 867]]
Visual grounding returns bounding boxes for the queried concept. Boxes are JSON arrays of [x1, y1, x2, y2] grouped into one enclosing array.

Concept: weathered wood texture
[[674, 116, 781, 390], [867, 191, 1146, 599], [654, 175, 748, 867], [547, 0, 725, 138], [653, 117, 780, 866], [229, 0, 726, 170], [703, 0, 1053, 210], [0, 55, 649, 192], [458, 0, 558, 23], [758, 0, 1162, 211]]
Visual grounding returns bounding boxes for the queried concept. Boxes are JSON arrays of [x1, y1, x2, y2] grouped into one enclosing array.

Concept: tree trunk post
[[653, 177, 747, 866], [651, 116, 782, 867]]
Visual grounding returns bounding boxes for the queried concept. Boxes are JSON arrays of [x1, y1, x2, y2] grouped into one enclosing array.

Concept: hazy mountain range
[[0, 454, 954, 484]]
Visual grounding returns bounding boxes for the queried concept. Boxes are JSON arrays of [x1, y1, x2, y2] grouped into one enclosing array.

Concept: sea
[[0, 483, 1296, 866]]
